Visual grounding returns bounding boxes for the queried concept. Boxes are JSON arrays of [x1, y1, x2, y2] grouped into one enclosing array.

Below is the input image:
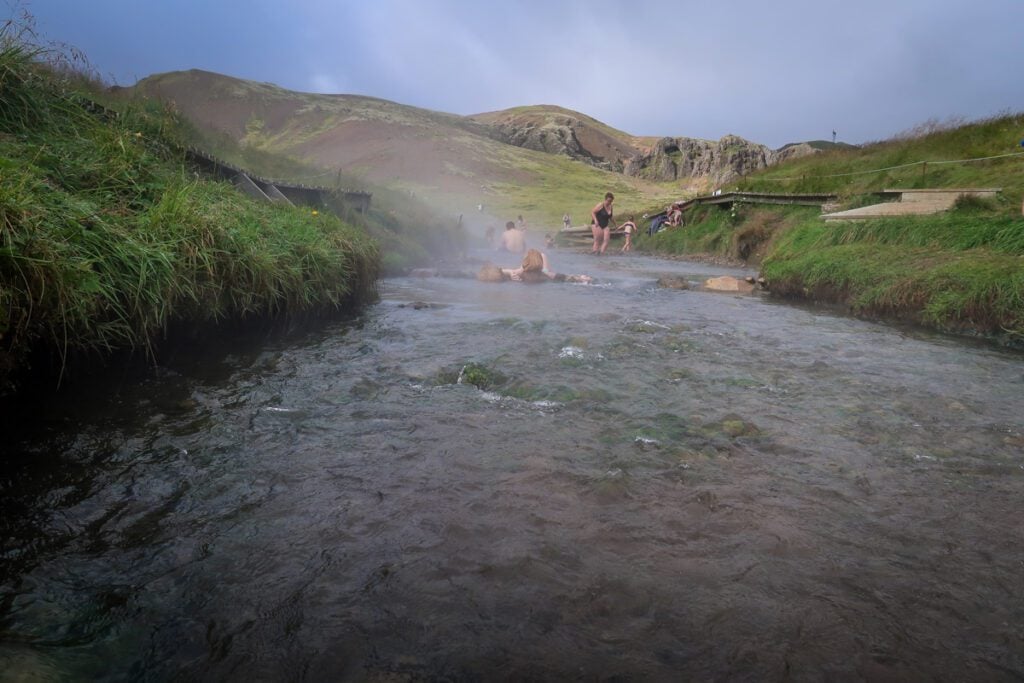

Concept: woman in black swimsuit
[[590, 192, 614, 255]]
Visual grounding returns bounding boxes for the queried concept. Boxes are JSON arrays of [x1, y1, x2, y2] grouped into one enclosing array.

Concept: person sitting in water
[[498, 221, 526, 253], [502, 248, 551, 283], [477, 249, 592, 284]]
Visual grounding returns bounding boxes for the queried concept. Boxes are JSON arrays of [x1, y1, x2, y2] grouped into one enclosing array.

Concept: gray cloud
[[24, 0, 1024, 148]]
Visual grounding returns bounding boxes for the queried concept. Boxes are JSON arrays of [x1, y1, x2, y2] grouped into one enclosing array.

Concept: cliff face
[[622, 135, 813, 185], [486, 117, 598, 163], [474, 111, 823, 185]]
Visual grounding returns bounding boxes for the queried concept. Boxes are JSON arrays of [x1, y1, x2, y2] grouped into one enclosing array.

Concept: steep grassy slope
[[737, 114, 1024, 204], [0, 41, 379, 392], [760, 206, 1024, 337]]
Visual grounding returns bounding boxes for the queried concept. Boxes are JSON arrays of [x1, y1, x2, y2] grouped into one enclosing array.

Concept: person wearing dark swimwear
[[590, 192, 614, 255]]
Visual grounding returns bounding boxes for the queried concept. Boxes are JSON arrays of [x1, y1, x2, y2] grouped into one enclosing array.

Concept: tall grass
[[0, 26, 378, 389], [634, 204, 820, 261], [811, 212, 1024, 254], [760, 205, 1024, 337]]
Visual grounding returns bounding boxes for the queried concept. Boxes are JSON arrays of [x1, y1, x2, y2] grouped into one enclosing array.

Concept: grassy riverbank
[[637, 114, 1024, 341], [0, 35, 381, 391], [760, 206, 1024, 338]]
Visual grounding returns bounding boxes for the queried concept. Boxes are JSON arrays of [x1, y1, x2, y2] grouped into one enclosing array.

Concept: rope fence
[[758, 150, 1024, 181]]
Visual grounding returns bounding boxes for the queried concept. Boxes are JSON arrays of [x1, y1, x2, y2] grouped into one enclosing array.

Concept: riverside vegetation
[[0, 30, 463, 393], [637, 113, 1024, 341]]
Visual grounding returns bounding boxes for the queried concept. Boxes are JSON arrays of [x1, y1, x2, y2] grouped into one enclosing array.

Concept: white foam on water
[[559, 346, 585, 358]]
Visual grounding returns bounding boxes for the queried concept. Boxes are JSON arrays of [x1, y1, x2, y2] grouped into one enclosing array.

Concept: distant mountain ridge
[[123, 69, 830, 195]]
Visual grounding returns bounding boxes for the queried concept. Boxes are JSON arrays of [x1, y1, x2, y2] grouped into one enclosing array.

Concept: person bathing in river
[[619, 216, 637, 253], [590, 192, 614, 255], [498, 221, 526, 253], [478, 249, 593, 284], [503, 248, 550, 282]]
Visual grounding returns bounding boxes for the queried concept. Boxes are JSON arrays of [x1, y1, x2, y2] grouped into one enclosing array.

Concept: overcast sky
[[20, 0, 1024, 148]]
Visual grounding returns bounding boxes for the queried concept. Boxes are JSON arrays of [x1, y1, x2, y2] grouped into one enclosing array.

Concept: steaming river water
[[2, 248, 1023, 680]]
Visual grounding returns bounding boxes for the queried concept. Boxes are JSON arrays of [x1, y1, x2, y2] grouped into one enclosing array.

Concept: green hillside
[[737, 114, 1024, 204]]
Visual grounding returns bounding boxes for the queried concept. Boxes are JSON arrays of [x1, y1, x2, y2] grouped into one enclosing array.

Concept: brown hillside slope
[[123, 70, 684, 223], [122, 70, 820, 216], [127, 70, 546, 195]]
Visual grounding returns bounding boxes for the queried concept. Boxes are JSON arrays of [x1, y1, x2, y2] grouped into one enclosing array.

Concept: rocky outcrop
[[623, 135, 828, 185], [489, 117, 588, 157], [657, 276, 691, 290], [478, 109, 824, 184], [623, 135, 815, 185], [483, 116, 630, 171], [772, 142, 821, 165]]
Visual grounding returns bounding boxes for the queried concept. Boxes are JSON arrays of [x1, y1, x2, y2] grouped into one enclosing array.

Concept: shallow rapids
[[2, 248, 1022, 680]]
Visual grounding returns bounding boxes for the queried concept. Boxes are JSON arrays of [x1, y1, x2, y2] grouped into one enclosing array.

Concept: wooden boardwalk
[[682, 191, 838, 210], [79, 94, 372, 214], [184, 147, 372, 214]]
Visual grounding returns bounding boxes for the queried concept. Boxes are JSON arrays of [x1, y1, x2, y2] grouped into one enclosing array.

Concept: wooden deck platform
[[822, 188, 1001, 221]]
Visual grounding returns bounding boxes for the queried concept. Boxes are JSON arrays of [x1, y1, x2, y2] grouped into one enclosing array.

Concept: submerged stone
[[717, 413, 762, 438], [476, 263, 508, 282], [657, 276, 690, 290], [703, 276, 756, 293]]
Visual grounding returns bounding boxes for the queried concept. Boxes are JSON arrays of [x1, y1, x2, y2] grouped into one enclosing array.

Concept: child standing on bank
[[620, 216, 637, 253]]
